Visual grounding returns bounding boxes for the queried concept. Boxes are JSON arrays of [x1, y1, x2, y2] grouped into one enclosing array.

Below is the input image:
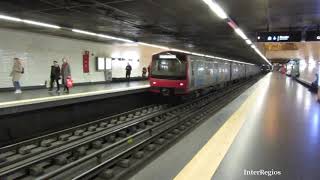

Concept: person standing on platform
[[142, 67, 147, 78], [10, 58, 24, 94], [49, 61, 61, 92], [61, 58, 71, 93], [125, 63, 132, 81]]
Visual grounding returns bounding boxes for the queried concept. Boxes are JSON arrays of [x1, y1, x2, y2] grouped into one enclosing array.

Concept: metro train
[[149, 51, 260, 96]]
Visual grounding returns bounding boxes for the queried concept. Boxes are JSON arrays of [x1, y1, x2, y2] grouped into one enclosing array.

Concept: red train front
[[149, 51, 189, 96]]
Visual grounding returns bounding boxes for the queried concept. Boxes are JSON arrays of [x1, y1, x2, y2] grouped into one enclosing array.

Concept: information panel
[[305, 31, 320, 41], [97, 57, 105, 71], [105, 58, 112, 70], [257, 32, 302, 42]]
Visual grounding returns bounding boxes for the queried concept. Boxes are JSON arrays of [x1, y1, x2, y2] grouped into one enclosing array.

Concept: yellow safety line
[[174, 79, 266, 180]]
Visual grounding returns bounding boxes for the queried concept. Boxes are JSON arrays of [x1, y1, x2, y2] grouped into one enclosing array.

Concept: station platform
[[129, 72, 320, 180], [0, 81, 149, 115]]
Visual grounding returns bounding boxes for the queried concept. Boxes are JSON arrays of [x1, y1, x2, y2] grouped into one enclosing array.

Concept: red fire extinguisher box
[[83, 51, 90, 73]]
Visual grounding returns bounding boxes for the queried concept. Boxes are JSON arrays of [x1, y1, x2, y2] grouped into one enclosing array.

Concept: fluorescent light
[[191, 52, 205, 56], [245, 39, 252, 45], [138, 42, 169, 50], [171, 48, 191, 54], [72, 29, 97, 36], [252, 47, 272, 65], [98, 34, 134, 43], [0, 14, 60, 29], [97, 34, 114, 39], [0, 14, 22, 22], [250, 44, 256, 49], [234, 28, 248, 40], [23, 20, 60, 29], [72, 29, 134, 43], [202, 0, 228, 19]]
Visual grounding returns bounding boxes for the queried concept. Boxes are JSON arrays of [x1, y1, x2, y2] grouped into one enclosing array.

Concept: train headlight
[[152, 81, 157, 85], [179, 83, 184, 86]]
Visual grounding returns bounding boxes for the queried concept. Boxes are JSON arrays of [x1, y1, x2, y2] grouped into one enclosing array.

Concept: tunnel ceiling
[[0, 0, 317, 65], [215, 0, 320, 63]]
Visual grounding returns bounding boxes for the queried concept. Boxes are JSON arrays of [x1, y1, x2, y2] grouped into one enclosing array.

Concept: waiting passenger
[[10, 58, 24, 94], [61, 58, 71, 93], [142, 67, 147, 78], [125, 63, 132, 81], [49, 61, 61, 92]]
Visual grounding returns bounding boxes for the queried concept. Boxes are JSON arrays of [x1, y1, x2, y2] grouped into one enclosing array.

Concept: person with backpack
[[10, 58, 24, 94], [48, 61, 61, 92]]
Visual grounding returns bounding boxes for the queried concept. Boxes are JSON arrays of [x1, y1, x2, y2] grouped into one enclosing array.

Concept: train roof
[[153, 51, 256, 66]]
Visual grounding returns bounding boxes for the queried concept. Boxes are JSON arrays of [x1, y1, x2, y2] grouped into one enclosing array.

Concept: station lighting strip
[[201, 0, 272, 66], [0, 11, 268, 66], [0, 14, 61, 29]]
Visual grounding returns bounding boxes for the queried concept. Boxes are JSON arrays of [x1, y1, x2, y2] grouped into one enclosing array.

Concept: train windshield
[[151, 56, 187, 80]]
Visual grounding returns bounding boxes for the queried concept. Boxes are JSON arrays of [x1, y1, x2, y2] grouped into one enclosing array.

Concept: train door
[[189, 60, 196, 90], [213, 62, 219, 84]]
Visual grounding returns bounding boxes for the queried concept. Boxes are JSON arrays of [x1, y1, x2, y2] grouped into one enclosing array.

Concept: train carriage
[[149, 51, 260, 96]]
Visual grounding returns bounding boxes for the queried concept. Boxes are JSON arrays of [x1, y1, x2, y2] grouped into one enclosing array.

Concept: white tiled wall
[[0, 28, 163, 88]]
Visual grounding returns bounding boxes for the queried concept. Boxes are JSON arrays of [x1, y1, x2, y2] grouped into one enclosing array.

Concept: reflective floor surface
[[213, 72, 320, 180]]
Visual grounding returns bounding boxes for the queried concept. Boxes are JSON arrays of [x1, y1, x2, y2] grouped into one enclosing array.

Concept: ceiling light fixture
[[138, 42, 169, 50], [0, 14, 22, 22], [0, 14, 60, 29], [191, 52, 205, 56], [202, 0, 228, 19], [97, 34, 134, 43], [23, 20, 61, 29], [234, 28, 248, 40], [170, 48, 191, 54], [245, 39, 252, 45], [72, 29, 97, 36], [72, 29, 134, 43]]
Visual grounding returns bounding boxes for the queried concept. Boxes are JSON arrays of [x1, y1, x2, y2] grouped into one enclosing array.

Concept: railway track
[[0, 104, 168, 178], [0, 78, 258, 180]]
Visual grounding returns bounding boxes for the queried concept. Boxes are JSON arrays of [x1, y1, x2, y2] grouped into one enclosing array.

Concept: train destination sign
[[159, 54, 177, 59], [256, 32, 302, 42]]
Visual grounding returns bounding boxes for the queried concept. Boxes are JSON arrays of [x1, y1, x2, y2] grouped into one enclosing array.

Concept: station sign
[[305, 31, 320, 41], [256, 32, 302, 42]]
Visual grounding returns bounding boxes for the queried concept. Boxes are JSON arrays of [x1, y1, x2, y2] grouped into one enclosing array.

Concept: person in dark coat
[[61, 58, 71, 93], [125, 63, 132, 81], [49, 61, 61, 92], [142, 67, 147, 78]]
